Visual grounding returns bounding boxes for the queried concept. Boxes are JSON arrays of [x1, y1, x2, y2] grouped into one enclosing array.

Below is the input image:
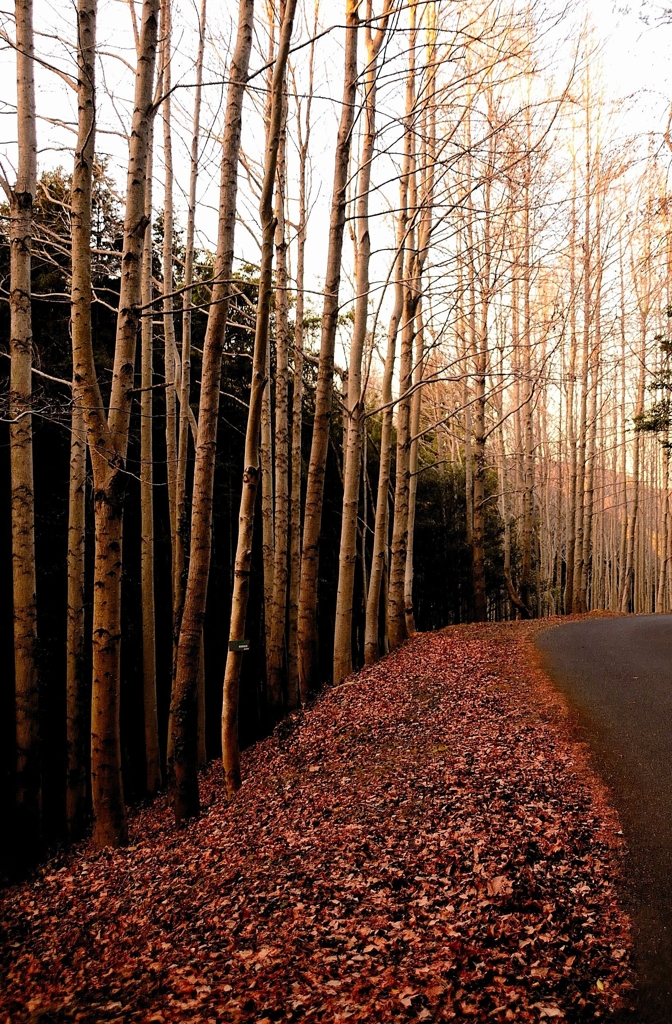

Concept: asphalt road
[[536, 615, 672, 1023]]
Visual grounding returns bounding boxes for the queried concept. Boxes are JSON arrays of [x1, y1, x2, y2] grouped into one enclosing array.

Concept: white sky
[[1, 0, 672, 327]]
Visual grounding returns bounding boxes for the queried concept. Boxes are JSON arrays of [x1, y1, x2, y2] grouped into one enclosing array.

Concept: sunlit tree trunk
[[404, 300, 424, 634], [297, 0, 359, 692], [333, 1, 391, 683], [260, 13, 276, 690], [267, 50, 290, 707], [160, 0, 178, 612], [87, 0, 160, 847], [66, 399, 87, 835], [519, 139, 534, 615], [580, 204, 602, 611], [363, 237, 403, 664], [222, 0, 297, 795], [287, 20, 316, 704], [139, 117, 162, 795], [66, 0, 97, 837], [403, 17, 435, 634], [173, 0, 207, 683], [9, 0, 40, 853], [387, 1, 418, 650], [564, 159, 578, 614], [168, 0, 254, 822]]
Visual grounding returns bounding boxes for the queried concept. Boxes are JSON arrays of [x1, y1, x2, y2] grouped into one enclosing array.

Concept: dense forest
[[2, 0, 672, 873]]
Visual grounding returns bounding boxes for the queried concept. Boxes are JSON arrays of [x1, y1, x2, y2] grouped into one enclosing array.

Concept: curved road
[[536, 615, 672, 1023]]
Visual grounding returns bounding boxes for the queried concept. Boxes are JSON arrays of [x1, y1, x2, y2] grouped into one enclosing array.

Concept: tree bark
[[139, 117, 162, 795], [86, 0, 160, 847], [297, 0, 360, 693], [172, 0, 207, 686], [333, 2, 391, 683], [222, 0, 297, 795], [168, 0, 255, 823], [363, 245, 403, 664], [267, 55, 290, 707], [287, 23, 315, 704], [161, 0, 178, 611], [387, 0, 418, 650], [66, 0, 97, 838], [10, 0, 40, 854]]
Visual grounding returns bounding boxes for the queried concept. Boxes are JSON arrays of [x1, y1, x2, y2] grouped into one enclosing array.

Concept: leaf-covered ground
[[0, 622, 632, 1023]]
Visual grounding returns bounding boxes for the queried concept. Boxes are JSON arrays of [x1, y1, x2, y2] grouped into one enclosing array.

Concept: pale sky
[[0, 0, 671, 314]]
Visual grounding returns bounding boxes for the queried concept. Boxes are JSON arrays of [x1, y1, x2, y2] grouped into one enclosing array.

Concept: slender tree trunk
[[287, 26, 315, 704], [403, 29, 435, 635], [221, 0, 297, 795], [260, 9, 276, 692], [173, 0, 207, 680], [140, 120, 162, 795], [404, 301, 424, 633], [168, 0, 254, 822], [621, 327, 647, 611], [66, 0, 97, 837], [364, 245, 403, 664], [161, 0, 178, 607], [260, 338, 274, 671], [580, 254, 602, 612], [387, 1, 418, 649], [66, 400, 87, 835], [471, 153, 493, 624], [333, 4, 391, 683], [564, 164, 578, 614], [10, 0, 40, 854], [519, 143, 534, 614], [297, 0, 360, 693], [267, 59, 290, 707], [88, 0, 160, 847]]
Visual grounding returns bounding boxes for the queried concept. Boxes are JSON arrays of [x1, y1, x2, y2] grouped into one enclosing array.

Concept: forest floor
[[0, 620, 633, 1024]]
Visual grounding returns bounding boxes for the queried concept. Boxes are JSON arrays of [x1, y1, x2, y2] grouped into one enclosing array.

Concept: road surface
[[536, 614, 672, 1023]]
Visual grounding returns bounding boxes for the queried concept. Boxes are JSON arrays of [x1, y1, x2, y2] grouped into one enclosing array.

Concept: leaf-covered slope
[[0, 623, 631, 1022]]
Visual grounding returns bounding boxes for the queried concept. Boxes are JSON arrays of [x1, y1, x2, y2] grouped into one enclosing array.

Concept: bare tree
[[168, 0, 255, 822], [222, 0, 298, 795], [297, 0, 360, 693]]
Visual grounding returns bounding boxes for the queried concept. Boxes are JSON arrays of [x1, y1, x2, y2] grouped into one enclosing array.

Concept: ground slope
[[0, 623, 631, 1023]]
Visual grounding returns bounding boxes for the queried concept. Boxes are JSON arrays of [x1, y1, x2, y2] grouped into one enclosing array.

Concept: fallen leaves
[[0, 621, 632, 1022]]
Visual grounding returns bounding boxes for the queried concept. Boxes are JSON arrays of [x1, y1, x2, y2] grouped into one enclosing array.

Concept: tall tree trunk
[[267, 53, 290, 707], [333, 2, 391, 683], [287, 21, 316, 704], [260, 339, 275, 675], [140, 119, 162, 795], [87, 0, 160, 847], [387, 0, 418, 650], [297, 0, 360, 693], [161, 0, 178, 613], [620, 326, 647, 611], [66, 401, 87, 835], [403, 20, 434, 635], [564, 161, 578, 614], [471, 140, 493, 624], [174, 0, 207, 748], [363, 241, 403, 665], [519, 141, 534, 615], [222, 0, 297, 795], [168, 0, 255, 822], [10, 0, 40, 854], [260, 8, 276, 696], [404, 301, 424, 633], [66, 0, 97, 837]]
